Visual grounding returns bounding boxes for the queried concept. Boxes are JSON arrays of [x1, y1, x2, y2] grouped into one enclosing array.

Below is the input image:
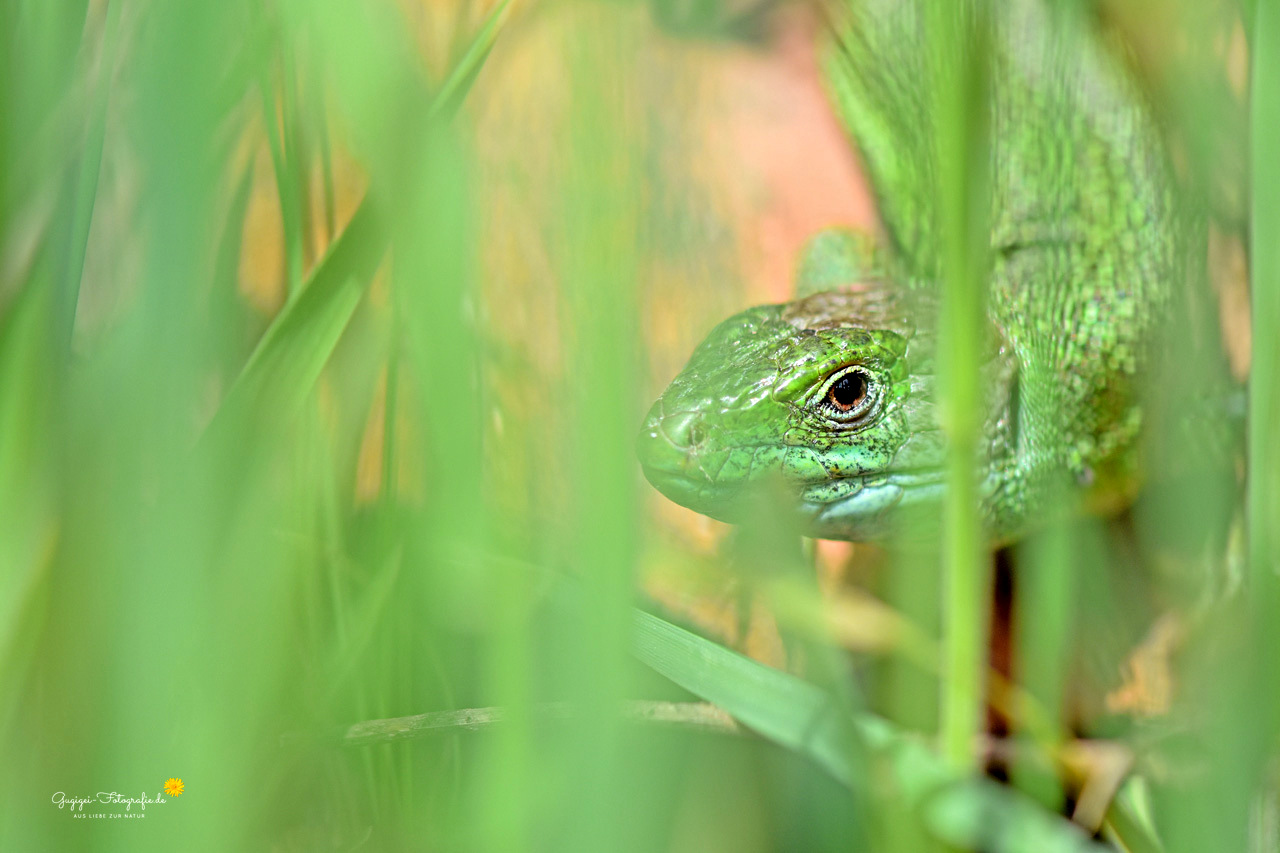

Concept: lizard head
[[637, 282, 947, 540]]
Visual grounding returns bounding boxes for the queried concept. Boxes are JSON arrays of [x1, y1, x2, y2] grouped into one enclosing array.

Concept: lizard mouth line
[[640, 464, 946, 509], [867, 468, 946, 489]]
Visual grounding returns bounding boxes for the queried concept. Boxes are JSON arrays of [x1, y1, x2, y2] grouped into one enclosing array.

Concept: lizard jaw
[[638, 466, 743, 525], [641, 454, 946, 540], [799, 470, 946, 540]]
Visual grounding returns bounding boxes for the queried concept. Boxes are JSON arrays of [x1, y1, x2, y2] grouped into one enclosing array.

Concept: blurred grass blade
[[930, 0, 993, 773], [0, 282, 56, 732], [1250, 0, 1280, 583], [632, 610, 1104, 852], [205, 196, 383, 437], [58, 0, 120, 351], [428, 0, 514, 123], [633, 608, 856, 782], [322, 550, 403, 704], [259, 71, 306, 297], [207, 0, 512, 437]]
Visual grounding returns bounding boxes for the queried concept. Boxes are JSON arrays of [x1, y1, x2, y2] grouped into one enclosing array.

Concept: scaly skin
[[636, 0, 1177, 542]]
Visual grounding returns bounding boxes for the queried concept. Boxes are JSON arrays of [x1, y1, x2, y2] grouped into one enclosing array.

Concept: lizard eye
[[816, 366, 876, 423]]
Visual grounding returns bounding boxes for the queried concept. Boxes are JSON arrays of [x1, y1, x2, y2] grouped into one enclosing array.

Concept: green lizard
[[637, 0, 1178, 542]]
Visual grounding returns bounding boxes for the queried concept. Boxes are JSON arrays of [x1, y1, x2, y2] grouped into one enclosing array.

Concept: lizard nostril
[[660, 412, 706, 450]]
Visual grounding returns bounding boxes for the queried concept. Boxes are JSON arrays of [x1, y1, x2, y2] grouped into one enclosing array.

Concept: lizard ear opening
[[795, 228, 884, 297]]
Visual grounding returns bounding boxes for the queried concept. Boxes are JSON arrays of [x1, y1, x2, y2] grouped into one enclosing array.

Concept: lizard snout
[[635, 405, 706, 477], [655, 411, 706, 450]]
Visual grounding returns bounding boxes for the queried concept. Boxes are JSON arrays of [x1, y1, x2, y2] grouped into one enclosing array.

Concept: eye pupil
[[828, 371, 868, 412]]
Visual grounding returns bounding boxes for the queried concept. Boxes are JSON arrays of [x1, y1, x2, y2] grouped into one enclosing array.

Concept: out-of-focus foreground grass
[[0, 0, 1273, 851], [0, 1, 850, 849]]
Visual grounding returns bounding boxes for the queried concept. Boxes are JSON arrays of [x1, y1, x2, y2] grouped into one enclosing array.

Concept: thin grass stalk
[[1248, 3, 1280, 844], [556, 7, 643, 849], [316, 87, 338, 241], [58, 0, 120, 352], [1013, 520, 1072, 812], [1250, 0, 1280, 586], [930, 0, 993, 773], [260, 70, 305, 297]]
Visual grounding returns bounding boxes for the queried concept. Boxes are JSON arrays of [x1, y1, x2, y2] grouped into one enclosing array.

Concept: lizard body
[[637, 0, 1179, 541]]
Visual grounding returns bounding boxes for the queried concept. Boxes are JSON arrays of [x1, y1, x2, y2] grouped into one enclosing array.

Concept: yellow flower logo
[[164, 778, 184, 797]]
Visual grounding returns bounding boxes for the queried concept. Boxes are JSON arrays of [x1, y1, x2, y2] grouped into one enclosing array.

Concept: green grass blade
[[259, 71, 306, 297], [207, 0, 513, 439], [428, 0, 514, 123], [0, 281, 57, 733], [57, 0, 120, 351], [929, 0, 993, 774], [1250, 0, 1280, 585], [632, 609, 1105, 852], [633, 608, 855, 781], [204, 196, 383, 438]]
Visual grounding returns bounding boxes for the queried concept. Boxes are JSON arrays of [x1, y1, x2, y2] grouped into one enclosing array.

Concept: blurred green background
[[0, 0, 1273, 851]]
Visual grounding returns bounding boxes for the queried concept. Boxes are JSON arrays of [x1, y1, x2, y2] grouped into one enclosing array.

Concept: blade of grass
[[206, 0, 514, 440], [1249, 0, 1280, 587], [929, 0, 993, 774], [315, 88, 338, 241], [428, 0, 514, 123], [259, 68, 305, 297], [203, 194, 383, 440], [0, 280, 57, 733], [631, 609, 1105, 853], [57, 0, 120, 352]]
